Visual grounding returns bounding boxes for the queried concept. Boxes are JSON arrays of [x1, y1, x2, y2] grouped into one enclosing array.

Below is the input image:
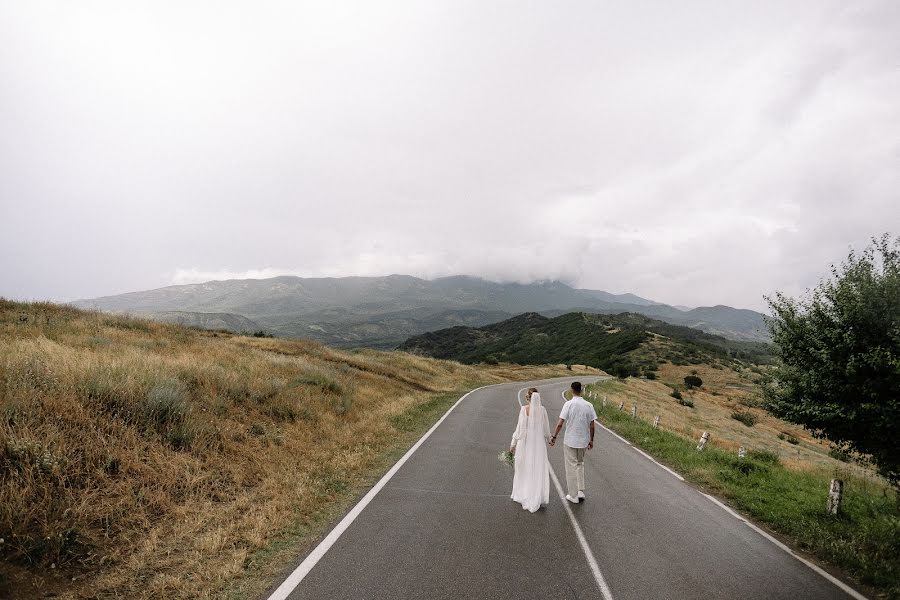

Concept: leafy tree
[[611, 363, 632, 379], [764, 235, 900, 485], [684, 375, 703, 389]]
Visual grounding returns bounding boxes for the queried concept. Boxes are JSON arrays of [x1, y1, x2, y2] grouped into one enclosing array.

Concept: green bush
[[731, 410, 757, 427], [677, 397, 694, 408], [829, 447, 852, 462], [684, 375, 703, 389], [748, 449, 780, 464], [670, 388, 683, 400]]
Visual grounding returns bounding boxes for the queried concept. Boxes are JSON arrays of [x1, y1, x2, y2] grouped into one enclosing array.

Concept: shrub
[[684, 375, 703, 389], [731, 410, 757, 427], [332, 394, 353, 416], [266, 398, 299, 422], [252, 330, 273, 338], [612, 364, 632, 379], [166, 422, 196, 450], [670, 389, 683, 400], [80, 370, 192, 445], [677, 397, 694, 408], [144, 379, 190, 430], [291, 371, 344, 396], [829, 447, 851, 462], [645, 371, 657, 380], [748, 449, 780, 464], [786, 435, 799, 445]]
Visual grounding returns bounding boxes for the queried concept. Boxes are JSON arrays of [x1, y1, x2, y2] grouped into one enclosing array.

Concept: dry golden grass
[[593, 362, 876, 475], [0, 300, 589, 599]]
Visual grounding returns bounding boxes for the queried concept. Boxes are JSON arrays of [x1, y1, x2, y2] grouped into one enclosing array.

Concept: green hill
[[399, 311, 774, 375]]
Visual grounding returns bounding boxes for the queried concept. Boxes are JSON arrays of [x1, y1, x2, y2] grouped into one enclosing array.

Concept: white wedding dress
[[510, 392, 551, 512]]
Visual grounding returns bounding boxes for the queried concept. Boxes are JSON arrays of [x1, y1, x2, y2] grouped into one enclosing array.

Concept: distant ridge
[[73, 275, 768, 347], [398, 311, 774, 373]]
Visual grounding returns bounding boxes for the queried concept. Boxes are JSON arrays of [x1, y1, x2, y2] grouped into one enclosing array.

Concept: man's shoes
[[578, 491, 586, 500], [566, 494, 580, 504]]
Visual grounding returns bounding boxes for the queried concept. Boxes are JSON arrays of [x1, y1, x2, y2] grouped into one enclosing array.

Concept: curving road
[[265, 376, 865, 600]]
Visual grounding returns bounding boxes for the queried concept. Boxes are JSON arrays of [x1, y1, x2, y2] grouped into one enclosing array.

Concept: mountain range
[[73, 275, 769, 347]]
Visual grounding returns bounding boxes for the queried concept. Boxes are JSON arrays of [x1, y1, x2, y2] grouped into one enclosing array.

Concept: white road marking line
[[266, 383, 499, 600], [571, 386, 867, 600], [627, 444, 685, 481], [550, 466, 615, 600], [521, 382, 615, 600], [596, 420, 632, 446], [700, 493, 870, 600]]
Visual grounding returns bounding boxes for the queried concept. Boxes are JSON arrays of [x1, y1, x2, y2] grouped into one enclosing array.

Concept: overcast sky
[[1, 1, 897, 311]]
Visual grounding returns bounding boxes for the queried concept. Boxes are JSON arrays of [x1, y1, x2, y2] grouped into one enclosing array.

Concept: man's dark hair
[[571, 381, 582, 394]]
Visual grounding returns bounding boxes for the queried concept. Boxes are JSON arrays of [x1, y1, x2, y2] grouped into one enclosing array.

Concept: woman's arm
[[510, 407, 525, 451]]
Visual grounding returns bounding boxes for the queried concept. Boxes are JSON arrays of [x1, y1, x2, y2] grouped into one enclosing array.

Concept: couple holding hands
[[509, 382, 599, 513]]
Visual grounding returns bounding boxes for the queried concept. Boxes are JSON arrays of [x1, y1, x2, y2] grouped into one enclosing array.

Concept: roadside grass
[[590, 365, 855, 472], [0, 299, 589, 599], [586, 382, 900, 599]]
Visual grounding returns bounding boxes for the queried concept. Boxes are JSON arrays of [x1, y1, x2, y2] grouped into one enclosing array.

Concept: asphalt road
[[265, 376, 865, 600]]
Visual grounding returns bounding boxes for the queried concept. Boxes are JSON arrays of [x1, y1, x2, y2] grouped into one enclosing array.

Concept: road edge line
[[572, 388, 869, 600], [265, 383, 495, 600], [700, 493, 870, 600]]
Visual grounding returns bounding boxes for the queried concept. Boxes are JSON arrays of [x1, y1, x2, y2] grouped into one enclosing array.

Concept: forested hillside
[[399, 311, 774, 375]]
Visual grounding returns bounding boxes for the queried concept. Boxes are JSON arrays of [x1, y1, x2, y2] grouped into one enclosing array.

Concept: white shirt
[[558, 395, 598, 449]]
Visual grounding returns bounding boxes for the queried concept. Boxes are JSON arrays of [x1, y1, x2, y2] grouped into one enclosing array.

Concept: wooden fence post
[[631, 405, 637, 418], [827, 479, 843, 515], [653, 415, 660, 428], [697, 431, 710, 451], [738, 446, 747, 458], [602, 396, 607, 408], [618, 401, 625, 411]]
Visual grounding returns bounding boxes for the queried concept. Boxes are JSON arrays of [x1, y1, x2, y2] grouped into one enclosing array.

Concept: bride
[[509, 387, 551, 512]]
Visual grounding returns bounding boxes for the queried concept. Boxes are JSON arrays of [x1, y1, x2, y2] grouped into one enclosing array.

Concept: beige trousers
[[563, 445, 586, 497]]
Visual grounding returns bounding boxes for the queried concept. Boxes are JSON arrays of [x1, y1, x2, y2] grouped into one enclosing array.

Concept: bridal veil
[[510, 391, 551, 512]]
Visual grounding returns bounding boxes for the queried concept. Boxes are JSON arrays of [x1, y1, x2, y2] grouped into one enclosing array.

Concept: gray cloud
[[1, 1, 897, 311]]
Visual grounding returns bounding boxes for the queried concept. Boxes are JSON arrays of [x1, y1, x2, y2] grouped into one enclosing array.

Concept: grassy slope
[[0, 300, 590, 599], [583, 377, 899, 599]]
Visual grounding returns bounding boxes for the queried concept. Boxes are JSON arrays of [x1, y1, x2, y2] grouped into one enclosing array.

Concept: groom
[[549, 381, 597, 504]]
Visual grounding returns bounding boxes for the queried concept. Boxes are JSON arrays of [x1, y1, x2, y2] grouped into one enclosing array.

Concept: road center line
[[519, 384, 615, 600]]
